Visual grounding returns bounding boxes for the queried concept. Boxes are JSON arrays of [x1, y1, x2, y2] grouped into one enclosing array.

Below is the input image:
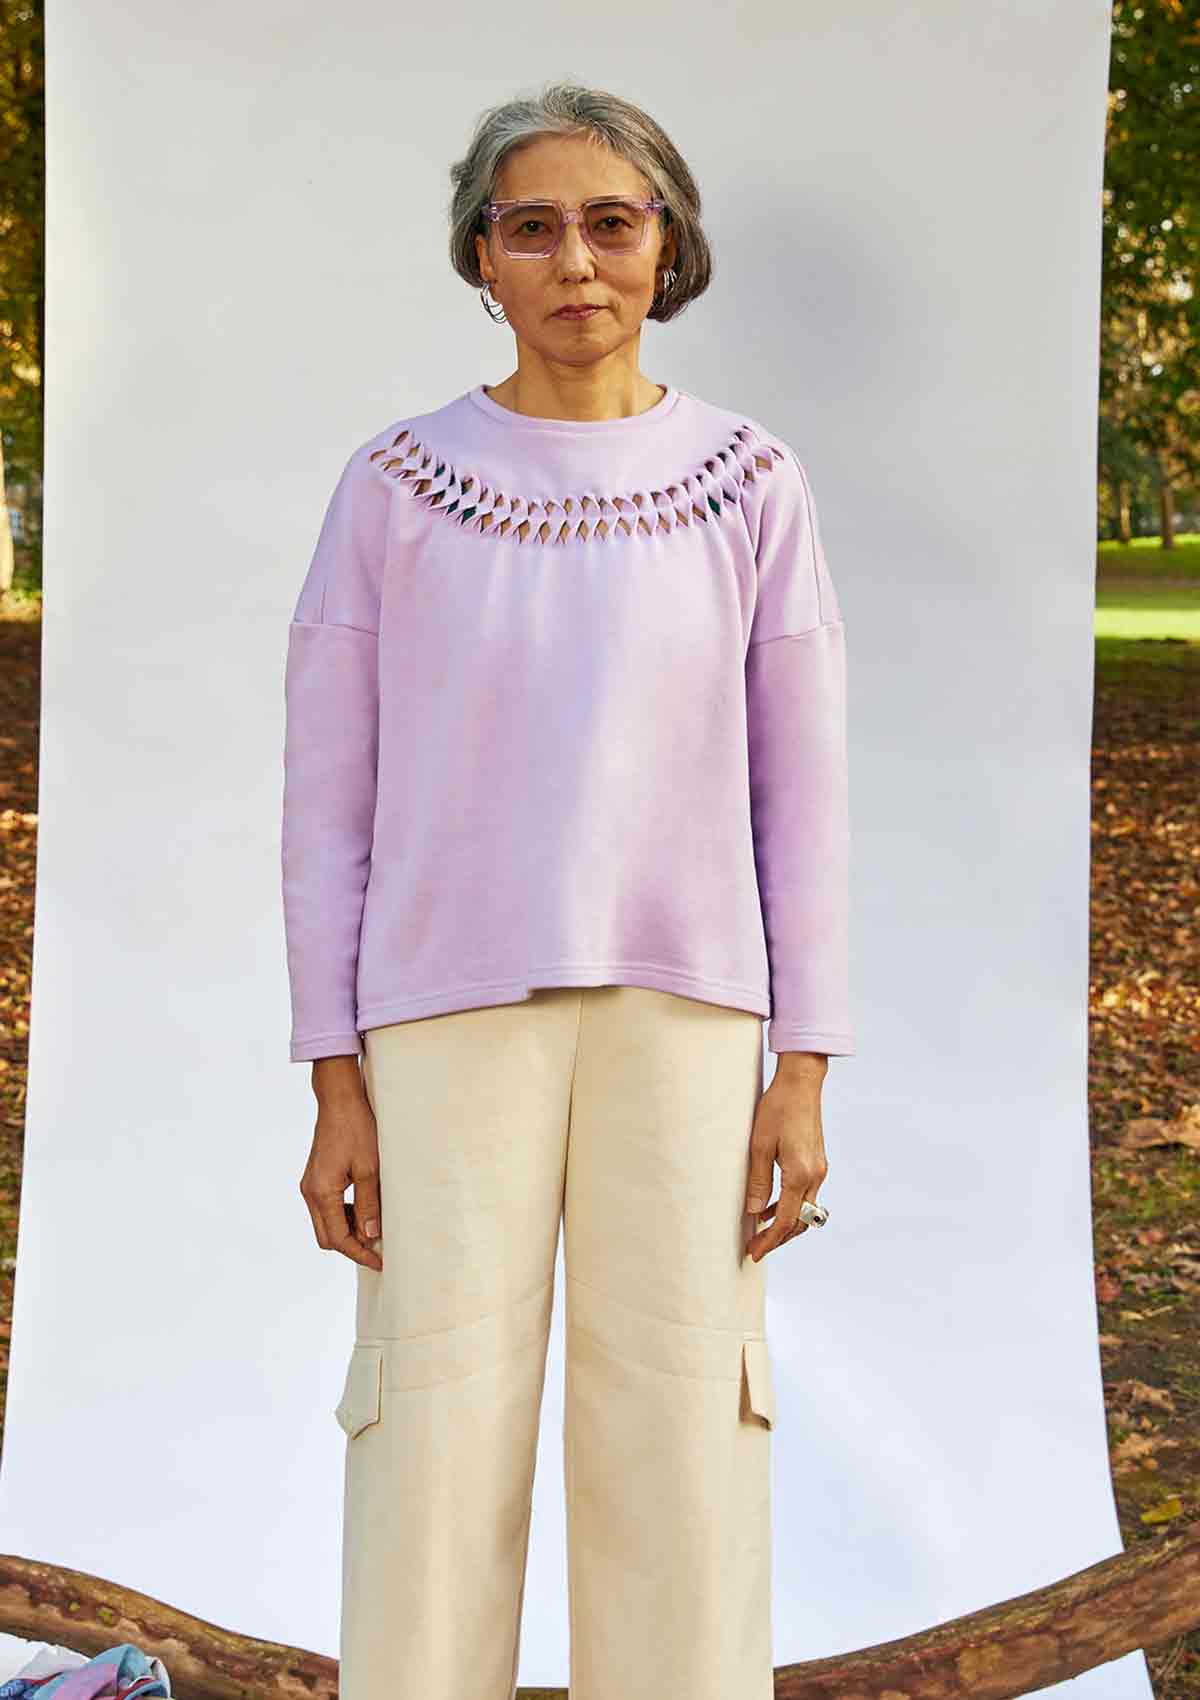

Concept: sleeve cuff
[[290, 1031, 364, 1063], [767, 1023, 855, 1057]]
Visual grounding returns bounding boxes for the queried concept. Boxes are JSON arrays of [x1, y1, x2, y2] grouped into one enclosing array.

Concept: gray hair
[[448, 80, 712, 324]]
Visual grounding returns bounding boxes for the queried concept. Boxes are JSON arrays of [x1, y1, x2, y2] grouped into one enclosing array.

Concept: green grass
[[1095, 633, 1198, 682], [1097, 532, 1200, 576], [1095, 594, 1200, 641], [1095, 536, 1200, 641]]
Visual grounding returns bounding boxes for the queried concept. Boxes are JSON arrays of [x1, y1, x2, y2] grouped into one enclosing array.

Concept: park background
[[0, 1, 1196, 1696]]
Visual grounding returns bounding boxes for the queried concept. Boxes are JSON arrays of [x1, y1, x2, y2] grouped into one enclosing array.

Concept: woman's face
[[473, 132, 677, 367]]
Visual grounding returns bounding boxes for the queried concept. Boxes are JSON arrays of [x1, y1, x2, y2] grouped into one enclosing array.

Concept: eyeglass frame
[[481, 197, 668, 259]]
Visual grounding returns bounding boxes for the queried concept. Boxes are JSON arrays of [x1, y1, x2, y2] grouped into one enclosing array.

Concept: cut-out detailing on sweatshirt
[[367, 423, 786, 545]]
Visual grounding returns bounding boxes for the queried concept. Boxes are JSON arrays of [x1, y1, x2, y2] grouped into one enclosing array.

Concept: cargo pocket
[[741, 1334, 776, 1428], [335, 1343, 383, 1439]]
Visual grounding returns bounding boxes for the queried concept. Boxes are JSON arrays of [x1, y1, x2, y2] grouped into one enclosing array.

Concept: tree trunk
[[0, 436, 14, 594], [1, 1523, 1199, 1700], [1158, 461, 1175, 548], [1116, 478, 1132, 543]]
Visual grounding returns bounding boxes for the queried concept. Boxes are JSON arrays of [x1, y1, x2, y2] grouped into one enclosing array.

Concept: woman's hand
[[743, 1052, 829, 1262], [299, 1056, 384, 1271]]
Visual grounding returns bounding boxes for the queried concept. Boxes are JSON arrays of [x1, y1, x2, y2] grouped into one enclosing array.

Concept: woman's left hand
[[743, 1054, 829, 1262]]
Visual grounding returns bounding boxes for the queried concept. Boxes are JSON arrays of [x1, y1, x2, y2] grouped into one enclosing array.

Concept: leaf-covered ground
[[0, 585, 1196, 1693], [1089, 626, 1200, 1698]]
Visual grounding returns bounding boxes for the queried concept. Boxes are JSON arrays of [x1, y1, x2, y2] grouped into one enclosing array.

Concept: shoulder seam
[[290, 617, 379, 638], [747, 619, 844, 650], [784, 447, 826, 626]]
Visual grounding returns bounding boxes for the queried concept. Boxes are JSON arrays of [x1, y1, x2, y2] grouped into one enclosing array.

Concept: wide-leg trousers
[[333, 984, 777, 1700]]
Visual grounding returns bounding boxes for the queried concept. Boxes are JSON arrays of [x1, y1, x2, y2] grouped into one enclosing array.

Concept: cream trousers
[[334, 984, 777, 1700]]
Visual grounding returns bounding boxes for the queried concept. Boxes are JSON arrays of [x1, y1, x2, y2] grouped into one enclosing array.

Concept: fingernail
[[364, 1219, 379, 1237]]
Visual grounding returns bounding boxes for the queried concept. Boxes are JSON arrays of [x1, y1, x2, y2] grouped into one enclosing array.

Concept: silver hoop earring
[[654, 266, 677, 308], [480, 282, 508, 325]]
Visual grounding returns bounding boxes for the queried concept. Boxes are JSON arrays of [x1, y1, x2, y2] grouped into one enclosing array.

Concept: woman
[[282, 79, 853, 1700]]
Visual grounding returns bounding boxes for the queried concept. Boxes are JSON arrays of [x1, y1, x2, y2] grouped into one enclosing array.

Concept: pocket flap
[[742, 1335, 775, 1428], [335, 1343, 383, 1438]]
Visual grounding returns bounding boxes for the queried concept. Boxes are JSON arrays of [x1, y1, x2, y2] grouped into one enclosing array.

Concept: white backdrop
[[4, 0, 1144, 1693]]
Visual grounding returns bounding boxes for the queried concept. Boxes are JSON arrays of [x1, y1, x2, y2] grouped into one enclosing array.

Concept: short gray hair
[[448, 80, 712, 324]]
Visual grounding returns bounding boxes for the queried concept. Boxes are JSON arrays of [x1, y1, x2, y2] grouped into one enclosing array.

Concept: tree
[[0, 0, 43, 590], [1101, 0, 1200, 544]]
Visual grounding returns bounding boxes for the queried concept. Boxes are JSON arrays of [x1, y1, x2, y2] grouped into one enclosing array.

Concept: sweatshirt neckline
[[467, 381, 682, 433]]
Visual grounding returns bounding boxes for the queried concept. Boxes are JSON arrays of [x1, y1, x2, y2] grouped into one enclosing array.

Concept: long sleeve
[[744, 447, 854, 1057], [281, 445, 390, 1062]]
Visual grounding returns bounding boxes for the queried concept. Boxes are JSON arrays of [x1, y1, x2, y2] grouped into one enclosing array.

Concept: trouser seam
[[565, 1270, 751, 1337], [353, 1273, 554, 1344], [568, 1317, 742, 1384]]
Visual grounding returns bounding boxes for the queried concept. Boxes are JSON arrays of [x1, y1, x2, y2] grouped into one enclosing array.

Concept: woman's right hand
[[299, 1056, 384, 1270]]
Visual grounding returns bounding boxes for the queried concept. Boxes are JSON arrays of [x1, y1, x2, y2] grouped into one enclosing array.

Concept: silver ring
[[798, 1201, 829, 1229]]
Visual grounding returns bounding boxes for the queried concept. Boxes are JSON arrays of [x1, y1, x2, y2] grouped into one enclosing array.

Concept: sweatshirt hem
[[354, 962, 772, 1031]]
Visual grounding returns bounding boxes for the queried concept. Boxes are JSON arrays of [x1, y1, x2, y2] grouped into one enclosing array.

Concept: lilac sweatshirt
[[281, 382, 853, 1063]]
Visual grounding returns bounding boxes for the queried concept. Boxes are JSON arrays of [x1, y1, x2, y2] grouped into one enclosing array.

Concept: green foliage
[[0, 0, 43, 477], [1101, 2, 1200, 521]]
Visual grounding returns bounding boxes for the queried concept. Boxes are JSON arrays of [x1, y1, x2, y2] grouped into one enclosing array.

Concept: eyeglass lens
[[497, 200, 648, 256]]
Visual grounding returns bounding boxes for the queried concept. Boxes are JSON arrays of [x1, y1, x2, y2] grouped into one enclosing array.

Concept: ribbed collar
[[466, 381, 684, 434]]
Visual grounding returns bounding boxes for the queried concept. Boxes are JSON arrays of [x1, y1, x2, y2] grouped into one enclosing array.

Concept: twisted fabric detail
[[367, 424, 785, 545]]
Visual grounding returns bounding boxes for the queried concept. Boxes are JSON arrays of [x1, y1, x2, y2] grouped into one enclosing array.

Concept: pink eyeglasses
[[482, 197, 667, 259]]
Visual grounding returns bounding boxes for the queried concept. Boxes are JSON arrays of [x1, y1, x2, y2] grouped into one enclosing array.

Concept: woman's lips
[[555, 305, 602, 318]]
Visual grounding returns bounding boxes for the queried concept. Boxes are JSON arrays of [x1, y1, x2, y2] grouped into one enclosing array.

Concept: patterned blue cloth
[[0, 1643, 169, 1699]]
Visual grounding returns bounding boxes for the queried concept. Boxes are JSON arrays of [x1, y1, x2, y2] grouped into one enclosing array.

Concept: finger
[[757, 1168, 829, 1256], [306, 1183, 346, 1251], [743, 1191, 792, 1251], [746, 1184, 810, 1261], [308, 1185, 382, 1270], [351, 1171, 382, 1243], [789, 1170, 827, 1238], [300, 1188, 335, 1251], [744, 1136, 776, 1217], [329, 1221, 383, 1271], [743, 1195, 777, 1256]]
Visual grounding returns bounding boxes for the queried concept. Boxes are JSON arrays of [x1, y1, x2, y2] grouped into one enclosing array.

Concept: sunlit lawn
[[1096, 533, 1200, 641]]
